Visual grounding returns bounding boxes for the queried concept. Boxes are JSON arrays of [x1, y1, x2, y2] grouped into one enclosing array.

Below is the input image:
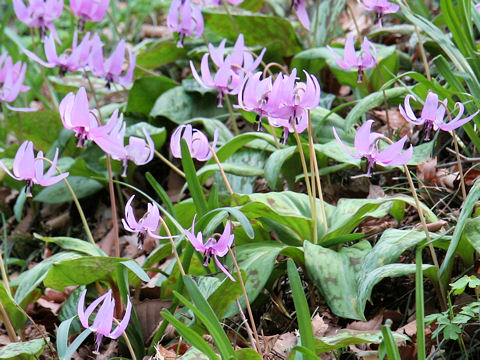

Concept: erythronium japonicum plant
[[185, 218, 235, 281], [77, 289, 132, 354], [328, 34, 377, 83], [0, 141, 69, 196], [333, 119, 413, 176], [399, 92, 479, 140]]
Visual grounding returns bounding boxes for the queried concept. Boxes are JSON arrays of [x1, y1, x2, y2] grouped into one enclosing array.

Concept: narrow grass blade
[[380, 320, 401, 360], [146, 172, 175, 216], [181, 139, 208, 215]]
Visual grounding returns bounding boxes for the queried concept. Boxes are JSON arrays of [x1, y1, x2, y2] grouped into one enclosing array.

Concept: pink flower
[[13, 0, 63, 41], [77, 289, 132, 354], [0, 141, 69, 196], [328, 34, 377, 82], [358, 0, 399, 27], [267, 69, 321, 143], [122, 195, 172, 248], [292, 0, 310, 30], [185, 218, 235, 281], [237, 72, 273, 130], [24, 32, 94, 76], [167, 0, 204, 47], [399, 92, 479, 140], [333, 120, 413, 176], [0, 54, 33, 112], [197, 0, 243, 5], [89, 35, 136, 88], [170, 124, 218, 161], [71, 0, 110, 27]]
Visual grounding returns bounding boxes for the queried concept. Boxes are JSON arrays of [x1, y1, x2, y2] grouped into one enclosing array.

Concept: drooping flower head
[[358, 0, 399, 27], [328, 34, 377, 83], [77, 289, 132, 354], [197, 0, 244, 5], [13, 0, 63, 41], [170, 125, 219, 161], [71, 0, 110, 29], [191, 34, 265, 106], [237, 72, 273, 130], [89, 35, 136, 88], [333, 120, 413, 176], [24, 32, 95, 76], [291, 0, 310, 30], [0, 54, 33, 111], [267, 69, 321, 143], [185, 218, 235, 281], [399, 92, 479, 141], [167, 0, 204, 47], [0, 141, 69, 196]]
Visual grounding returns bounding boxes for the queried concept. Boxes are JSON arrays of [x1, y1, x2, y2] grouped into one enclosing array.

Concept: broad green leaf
[[177, 344, 216, 360], [135, 39, 187, 71], [0, 282, 26, 330], [315, 329, 409, 352], [125, 122, 167, 148], [181, 139, 208, 215], [203, 8, 301, 57], [204, 272, 244, 319], [126, 76, 177, 115], [34, 176, 103, 204], [35, 235, 106, 256], [0, 338, 47, 360], [235, 349, 262, 360], [311, 0, 345, 46], [13, 187, 27, 222], [224, 243, 283, 317]]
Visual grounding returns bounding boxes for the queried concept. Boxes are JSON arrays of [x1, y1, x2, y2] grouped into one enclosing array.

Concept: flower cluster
[[328, 34, 377, 83], [0, 53, 32, 111], [13, 0, 63, 40], [78, 289, 132, 354], [191, 34, 266, 106], [238, 69, 320, 143], [333, 120, 413, 176], [399, 92, 478, 140], [170, 124, 219, 161], [0, 141, 68, 196]]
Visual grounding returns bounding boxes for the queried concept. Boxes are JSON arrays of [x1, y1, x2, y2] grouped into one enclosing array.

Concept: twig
[[208, 145, 239, 206]]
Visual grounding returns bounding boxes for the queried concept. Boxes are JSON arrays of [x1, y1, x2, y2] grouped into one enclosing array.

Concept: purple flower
[[0, 54, 33, 112], [77, 289, 132, 354], [71, 0, 110, 28], [358, 0, 399, 27], [167, 0, 204, 47], [191, 34, 265, 106], [267, 69, 321, 143], [328, 34, 377, 83], [199, 0, 244, 5], [170, 124, 218, 161], [0, 141, 69, 196], [97, 118, 155, 176], [89, 35, 136, 88], [333, 120, 413, 176], [24, 32, 94, 76], [13, 0, 63, 41], [237, 72, 273, 130], [292, 0, 310, 30], [185, 218, 235, 281], [399, 92, 479, 140], [122, 195, 169, 248]]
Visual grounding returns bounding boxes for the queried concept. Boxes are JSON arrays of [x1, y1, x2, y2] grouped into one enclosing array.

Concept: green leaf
[[450, 275, 480, 295], [161, 310, 218, 360], [146, 172, 175, 216], [287, 260, 316, 359], [181, 139, 208, 215], [63, 328, 92, 360], [34, 176, 103, 204], [311, 0, 345, 46], [135, 39, 187, 71], [120, 260, 150, 282], [224, 243, 283, 317], [0, 338, 47, 360], [126, 76, 177, 115], [206, 273, 244, 319], [315, 329, 409, 352], [13, 187, 26, 222], [203, 8, 301, 57], [57, 316, 76, 359], [0, 282, 26, 330], [35, 235, 106, 256], [235, 348, 262, 360], [125, 122, 167, 148]]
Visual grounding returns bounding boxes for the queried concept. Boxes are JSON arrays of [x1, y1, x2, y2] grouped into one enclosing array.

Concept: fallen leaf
[[347, 313, 383, 331]]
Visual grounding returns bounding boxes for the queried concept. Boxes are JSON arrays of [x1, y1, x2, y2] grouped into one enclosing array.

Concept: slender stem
[[236, 298, 256, 350], [0, 301, 17, 342], [307, 115, 328, 234], [208, 145, 239, 206], [262, 62, 289, 77], [346, 1, 361, 36], [292, 122, 315, 238], [312, 0, 322, 46], [228, 248, 262, 357], [439, 100, 467, 200], [307, 126, 318, 244], [220, 0, 239, 34], [106, 10, 122, 38], [265, 118, 281, 149], [113, 318, 137, 360], [224, 95, 239, 136], [401, 0, 431, 80], [0, 249, 10, 295], [38, 157, 96, 246], [415, 247, 426, 360], [135, 64, 161, 77], [374, 63, 392, 137], [157, 216, 185, 277], [154, 150, 185, 178]]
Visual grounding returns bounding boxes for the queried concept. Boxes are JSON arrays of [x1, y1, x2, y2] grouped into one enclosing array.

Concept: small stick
[[208, 145, 239, 206], [113, 318, 137, 360], [157, 216, 185, 277]]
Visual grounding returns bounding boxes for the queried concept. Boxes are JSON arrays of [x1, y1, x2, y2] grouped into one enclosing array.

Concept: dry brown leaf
[[347, 313, 383, 331], [134, 298, 171, 340], [271, 332, 297, 358], [399, 320, 417, 337], [375, 109, 411, 138], [417, 158, 437, 183], [311, 314, 329, 337], [154, 344, 178, 359], [367, 184, 385, 199]]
